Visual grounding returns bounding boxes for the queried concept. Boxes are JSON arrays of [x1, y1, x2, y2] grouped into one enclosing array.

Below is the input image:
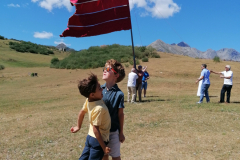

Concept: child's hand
[[70, 126, 80, 133], [104, 147, 111, 154], [119, 133, 125, 143]]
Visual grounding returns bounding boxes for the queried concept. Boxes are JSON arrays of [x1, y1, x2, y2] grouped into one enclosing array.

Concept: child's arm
[[71, 110, 86, 133], [93, 125, 111, 154], [118, 108, 125, 143]]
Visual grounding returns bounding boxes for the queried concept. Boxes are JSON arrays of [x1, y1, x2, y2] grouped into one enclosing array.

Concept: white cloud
[[8, 3, 20, 7], [31, 0, 72, 12], [34, 31, 53, 39], [130, 0, 181, 18], [54, 39, 71, 47], [140, 12, 149, 17]]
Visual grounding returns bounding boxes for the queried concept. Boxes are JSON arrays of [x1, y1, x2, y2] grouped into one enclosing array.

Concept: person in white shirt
[[211, 65, 233, 103], [127, 68, 138, 103]]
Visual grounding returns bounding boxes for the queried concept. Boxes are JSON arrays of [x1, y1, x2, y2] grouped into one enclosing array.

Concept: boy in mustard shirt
[[71, 73, 111, 160]]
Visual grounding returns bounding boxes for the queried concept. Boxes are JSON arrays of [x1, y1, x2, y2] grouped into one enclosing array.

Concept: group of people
[[69, 59, 233, 160], [196, 64, 233, 104], [127, 65, 150, 103], [70, 60, 151, 160]]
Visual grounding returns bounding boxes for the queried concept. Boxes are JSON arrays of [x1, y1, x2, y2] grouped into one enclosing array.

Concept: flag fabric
[[60, 0, 132, 37]]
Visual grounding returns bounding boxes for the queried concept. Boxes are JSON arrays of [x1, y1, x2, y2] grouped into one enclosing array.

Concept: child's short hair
[[105, 59, 125, 83], [78, 73, 98, 98]]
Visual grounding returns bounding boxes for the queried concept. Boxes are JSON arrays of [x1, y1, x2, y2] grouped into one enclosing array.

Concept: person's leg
[[144, 82, 147, 97], [220, 85, 226, 102], [138, 83, 142, 102], [204, 84, 210, 102], [199, 84, 206, 103], [226, 85, 232, 103], [102, 155, 109, 160], [135, 84, 138, 101], [79, 135, 91, 160], [127, 87, 131, 102], [88, 136, 105, 160], [131, 87, 136, 102], [106, 131, 121, 160]]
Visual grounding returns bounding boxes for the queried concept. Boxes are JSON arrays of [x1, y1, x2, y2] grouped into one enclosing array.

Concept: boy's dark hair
[[202, 64, 207, 68], [78, 73, 98, 98], [105, 59, 125, 83]]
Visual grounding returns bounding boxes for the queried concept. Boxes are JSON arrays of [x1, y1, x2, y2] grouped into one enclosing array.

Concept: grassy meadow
[[1, 40, 240, 159]]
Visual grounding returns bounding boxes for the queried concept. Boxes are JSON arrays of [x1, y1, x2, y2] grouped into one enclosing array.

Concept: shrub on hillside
[[9, 41, 54, 55], [144, 46, 160, 58], [0, 35, 4, 40], [138, 46, 146, 52], [213, 56, 220, 62], [0, 64, 5, 70], [51, 58, 60, 65], [51, 44, 151, 69], [142, 57, 149, 62]]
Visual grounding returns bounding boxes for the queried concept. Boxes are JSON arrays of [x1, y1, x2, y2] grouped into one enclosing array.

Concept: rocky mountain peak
[[177, 41, 190, 47]]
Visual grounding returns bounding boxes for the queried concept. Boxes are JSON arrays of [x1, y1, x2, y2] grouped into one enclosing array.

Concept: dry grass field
[[1, 43, 240, 159]]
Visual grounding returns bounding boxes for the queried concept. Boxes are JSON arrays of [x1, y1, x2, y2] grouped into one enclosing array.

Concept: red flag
[[60, 0, 132, 37]]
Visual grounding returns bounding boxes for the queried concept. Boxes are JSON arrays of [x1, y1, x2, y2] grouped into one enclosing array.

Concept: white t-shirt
[[221, 70, 233, 85], [127, 72, 138, 87]]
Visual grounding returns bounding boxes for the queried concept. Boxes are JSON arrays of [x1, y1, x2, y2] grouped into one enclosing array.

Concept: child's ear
[[115, 73, 119, 79], [90, 93, 95, 98]]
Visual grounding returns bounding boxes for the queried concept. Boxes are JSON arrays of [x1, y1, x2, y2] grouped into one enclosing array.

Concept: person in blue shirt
[[101, 59, 125, 160], [141, 66, 150, 97], [196, 64, 211, 103]]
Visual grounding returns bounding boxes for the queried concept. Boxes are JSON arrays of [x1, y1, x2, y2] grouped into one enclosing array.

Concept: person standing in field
[[211, 65, 233, 103], [71, 74, 111, 160], [101, 59, 125, 160], [196, 64, 211, 104], [141, 66, 149, 97], [127, 68, 138, 103], [136, 65, 144, 102]]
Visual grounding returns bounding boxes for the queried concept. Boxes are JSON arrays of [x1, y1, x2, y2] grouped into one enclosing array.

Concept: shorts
[[106, 130, 121, 158], [79, 135, 108, 160], [141, 81, 147, 90]]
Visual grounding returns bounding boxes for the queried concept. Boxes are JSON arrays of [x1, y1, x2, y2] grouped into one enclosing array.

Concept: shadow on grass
[[209, 96, 218, 98], [125, 98, 165, 103], [146, 96, 160, 98], [140, 99, 165, 103], [232, 101, 240, 104]]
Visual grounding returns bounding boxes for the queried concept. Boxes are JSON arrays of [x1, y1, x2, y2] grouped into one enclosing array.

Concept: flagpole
[[130, 28, 136, 69], [129, 3, 136, 69]]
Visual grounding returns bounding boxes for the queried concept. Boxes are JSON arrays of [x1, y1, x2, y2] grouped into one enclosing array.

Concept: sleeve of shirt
[[118, 94, 125, 109], [91, 107, 103, 126], [200, 70, 204, 77], [81, 99, 88, 113]]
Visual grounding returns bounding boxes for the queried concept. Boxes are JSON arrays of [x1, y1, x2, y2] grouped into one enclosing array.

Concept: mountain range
[[148, 39, 240, 62]]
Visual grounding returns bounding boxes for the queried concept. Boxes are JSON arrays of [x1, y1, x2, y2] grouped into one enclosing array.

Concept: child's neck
[[105, 80, 116, 90], [88, 98, 101, 102]]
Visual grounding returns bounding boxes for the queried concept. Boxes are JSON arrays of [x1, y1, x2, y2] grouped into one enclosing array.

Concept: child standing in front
[[71, 73, 111, 160], [101, 59, 125, 160]]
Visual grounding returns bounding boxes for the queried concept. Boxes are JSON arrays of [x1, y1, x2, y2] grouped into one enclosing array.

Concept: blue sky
[[1, 0, 240, 52]]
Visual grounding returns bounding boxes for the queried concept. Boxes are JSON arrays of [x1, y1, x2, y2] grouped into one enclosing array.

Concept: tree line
[[50, 44, 160, 69], [9, 41, 54, 55]]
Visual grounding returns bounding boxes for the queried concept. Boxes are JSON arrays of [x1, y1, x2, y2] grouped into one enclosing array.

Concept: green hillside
[[0, 39, 70, 68], [0, 37, 160, 70], [50, 45, 160, 69]]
